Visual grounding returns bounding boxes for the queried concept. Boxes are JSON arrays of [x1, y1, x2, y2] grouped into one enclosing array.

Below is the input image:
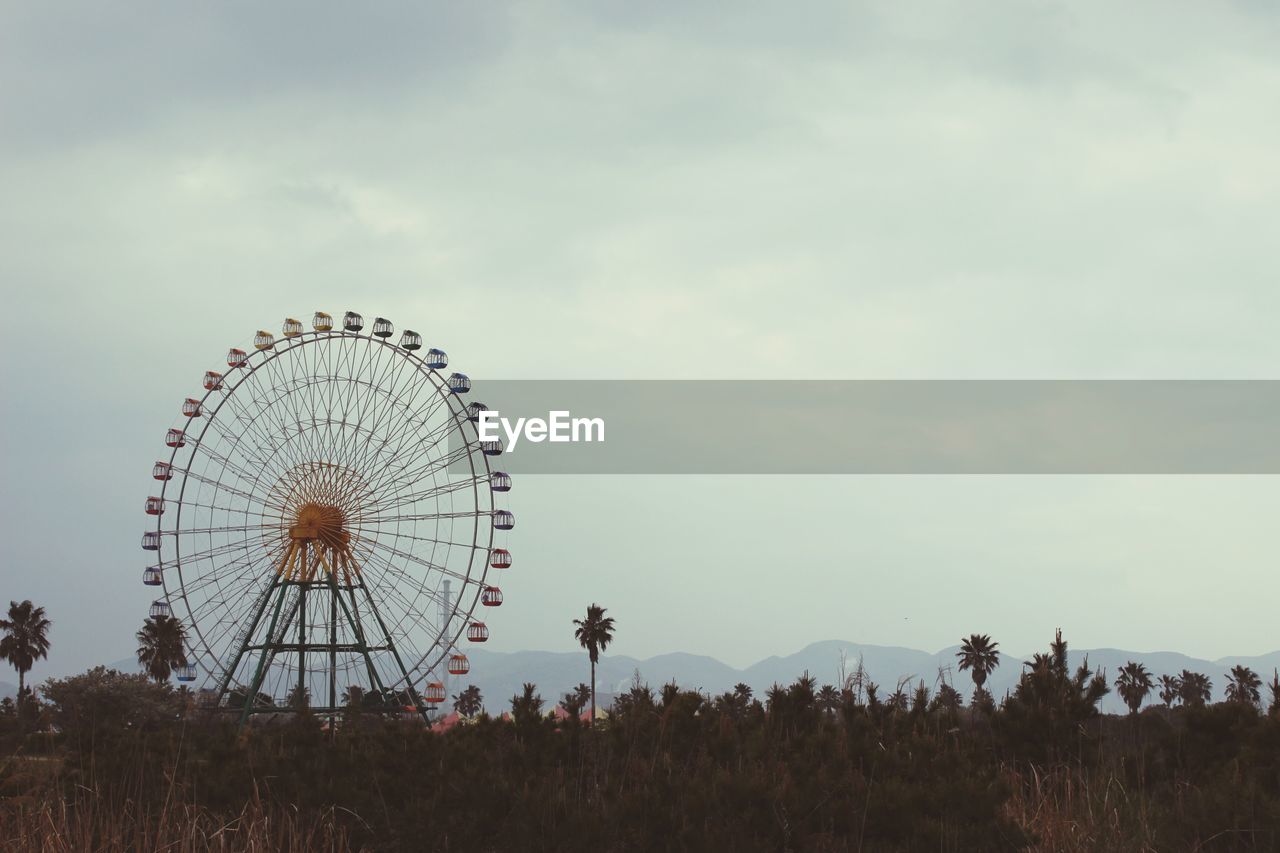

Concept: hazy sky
[[4, 1, 1280, 681]]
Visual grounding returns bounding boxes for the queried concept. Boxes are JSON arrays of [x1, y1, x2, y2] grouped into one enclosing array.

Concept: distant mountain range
[[456, 641, 1280, 716], [47, 641, 1280, 715]]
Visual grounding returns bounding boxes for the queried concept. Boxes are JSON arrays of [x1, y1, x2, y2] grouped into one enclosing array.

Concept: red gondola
[[424, 681, 446, 703], [490, 548, 512, 570], [152, 462, 173, 480], [482, 586, 503, 607], [182, 398, 202, 417], [447, 654, 470, 675], [227, 348, 248, 367], [203, 371, 224, 391], [165, 428, 186, 448], [467, 622, 489, 643], [145, 496, 165, 515]]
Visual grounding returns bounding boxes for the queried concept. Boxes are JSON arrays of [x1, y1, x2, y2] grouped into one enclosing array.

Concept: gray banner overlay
[[447, 381, 1280, 474]]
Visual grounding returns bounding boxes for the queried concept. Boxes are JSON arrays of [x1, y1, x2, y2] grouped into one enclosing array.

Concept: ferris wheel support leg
[[333, 580, 391, 702], [355, 578, 428, 722], [329, 576, 338, 713], [211, 580, 277, 710], [238, 581, 291, 728], [297, 579, 307, 709]]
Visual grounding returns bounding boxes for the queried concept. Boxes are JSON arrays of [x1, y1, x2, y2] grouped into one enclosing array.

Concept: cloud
[[4, 1, 1280, 677]]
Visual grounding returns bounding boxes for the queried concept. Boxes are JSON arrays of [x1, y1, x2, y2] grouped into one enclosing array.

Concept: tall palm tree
[[136, 615, 188, 683], [0, 600, 52, 715], [573, 603, 616, 726], [1157, 673, 1181, 708], [1225, 665, 1262, 708], [1177, 670, 1212, 708], [1115, 661, 1154, 715], [957, 634, 1000, 702]]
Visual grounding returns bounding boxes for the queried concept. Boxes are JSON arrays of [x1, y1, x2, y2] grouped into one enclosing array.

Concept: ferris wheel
[[140, 311, 513, 721]]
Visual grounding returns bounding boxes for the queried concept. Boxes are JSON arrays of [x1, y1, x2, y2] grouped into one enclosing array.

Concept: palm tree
[[1177, 670, 1212, 708], [1225, 665, 1262, 708], [1115, 661, 1154, 715], [561, 683, 590, 720], [816, 684, 840, 715], [573, 603, 616, 726], [286, 684, 310, 711], [453, 684, 484, 718], [1268, 670, 1280, 717], [509, 682, 545, 728], [1157, 673, 1180, 708], [957, 634, 1000, 703], [0, 600, 51, 715], [136, 615, 188, 683]]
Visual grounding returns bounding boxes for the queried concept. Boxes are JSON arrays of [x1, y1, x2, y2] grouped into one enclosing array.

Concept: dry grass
[[0, 788, 359, 853], [1002, 763, 1160, 853]]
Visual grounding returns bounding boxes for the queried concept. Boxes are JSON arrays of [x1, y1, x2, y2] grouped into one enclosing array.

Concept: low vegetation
[[4, 603, 1280, 850]]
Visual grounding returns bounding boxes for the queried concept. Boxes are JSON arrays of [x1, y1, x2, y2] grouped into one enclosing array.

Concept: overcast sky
[[3, 1, 1280, 681]]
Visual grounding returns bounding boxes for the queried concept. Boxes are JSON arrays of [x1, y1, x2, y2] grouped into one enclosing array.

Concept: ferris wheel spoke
[[167, 540, 258, 571], [366, 436, 479, 499], [354, 509, 487, 527], [352, 533, 479, 586], [164, 524, 263, 537], [353, 477, 488, 516], [349, 356, 448, 477], [176, 466, 262, 504], [170, 557, 267, 607], [362, 385, 467, 470]]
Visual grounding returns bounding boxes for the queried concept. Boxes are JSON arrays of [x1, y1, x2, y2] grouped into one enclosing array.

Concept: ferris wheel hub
[[289, 502, 350, 550]]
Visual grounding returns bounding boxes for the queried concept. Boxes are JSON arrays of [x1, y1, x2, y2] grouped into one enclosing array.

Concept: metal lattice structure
[[141, 312, 512, 721]]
